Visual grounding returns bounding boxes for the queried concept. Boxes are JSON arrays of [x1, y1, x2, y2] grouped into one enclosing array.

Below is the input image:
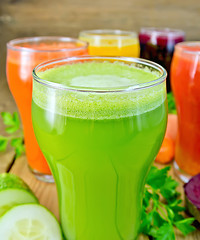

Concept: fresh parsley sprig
[[140, 166, 196, 239], [0, 112, 24, 157]]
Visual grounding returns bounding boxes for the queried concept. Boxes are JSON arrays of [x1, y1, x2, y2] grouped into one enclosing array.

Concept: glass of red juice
[[6, 37, 88, 182], [171, 42, 200, 182], [139, 27, 185, 92]]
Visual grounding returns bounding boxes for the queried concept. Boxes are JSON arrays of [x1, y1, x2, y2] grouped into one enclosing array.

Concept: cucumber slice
[[0, 203, 63, 240], [0, 173, 38, 215]]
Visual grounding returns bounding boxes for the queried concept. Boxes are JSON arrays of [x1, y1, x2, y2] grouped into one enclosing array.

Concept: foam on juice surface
[[33, 61, 166, 119]]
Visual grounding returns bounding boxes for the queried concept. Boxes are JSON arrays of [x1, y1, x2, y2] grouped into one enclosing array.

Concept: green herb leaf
[[167, 92, 177, 114], [156, 223, 175, 240], [1, 112, 15, 126], [146, 166, 170, 190], [1, 112, 20, 134], [174, 218, 196, 236], [0, 136, 8, 151], [143, 189, 152, 209], [160, 176, 179, 201], [139, 210, 153, 235], [11, 138, 25, 157], [166, 206, 175, 221], [0, 112, 24, 158], [153, 211, 167, 228], [5, 125, 20, 134], [11, 138, 22, 147], [13, 112, 20, 127]]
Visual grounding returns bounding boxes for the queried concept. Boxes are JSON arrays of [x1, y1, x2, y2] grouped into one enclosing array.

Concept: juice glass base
[[173, 161, 192, 183], [30, 167, 54, 183]]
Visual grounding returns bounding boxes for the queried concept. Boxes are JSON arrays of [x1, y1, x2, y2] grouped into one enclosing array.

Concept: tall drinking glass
[[79, 30, 140, 57], [6, 37, 88, 182], [171, 42, 200, 182], [32, 56, 167, 240], [139, 27, 185, 92]]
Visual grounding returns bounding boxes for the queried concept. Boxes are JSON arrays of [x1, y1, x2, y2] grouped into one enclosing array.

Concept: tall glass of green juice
[[32, 56, 167, 240]]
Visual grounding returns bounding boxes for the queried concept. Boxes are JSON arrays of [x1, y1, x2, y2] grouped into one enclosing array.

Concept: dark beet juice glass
[[139, 28, 185, 92]]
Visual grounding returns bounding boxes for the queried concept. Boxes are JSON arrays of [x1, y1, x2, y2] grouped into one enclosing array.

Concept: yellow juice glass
[[79, 30, 140, 57]]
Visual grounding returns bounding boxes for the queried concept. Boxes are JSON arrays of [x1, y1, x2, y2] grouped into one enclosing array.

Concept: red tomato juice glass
[[6, 37, 88, 182], [171, 42, 200, 182]]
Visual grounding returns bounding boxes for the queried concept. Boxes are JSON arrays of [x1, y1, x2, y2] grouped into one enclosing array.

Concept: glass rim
[[79, 29, 138, 39], [7, 36, 88, 53], [175, 41, 200, 55], [139, 27, 185, 37], [32, 56, 167, 93]]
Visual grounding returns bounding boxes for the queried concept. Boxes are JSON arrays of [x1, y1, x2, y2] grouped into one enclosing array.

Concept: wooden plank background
[[0, 0, 200, 84]]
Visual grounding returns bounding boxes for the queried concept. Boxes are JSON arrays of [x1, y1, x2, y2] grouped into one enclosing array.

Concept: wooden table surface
[[0, 82, 199, 240]]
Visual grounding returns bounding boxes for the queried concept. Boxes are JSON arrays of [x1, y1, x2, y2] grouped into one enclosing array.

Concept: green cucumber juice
[[32, 61, 167, 240]]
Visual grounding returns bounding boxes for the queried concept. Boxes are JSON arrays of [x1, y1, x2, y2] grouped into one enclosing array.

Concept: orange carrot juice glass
[[6, 37, 88, 182], [79, 30, 140, 57], [171, 42, 200, 182]]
